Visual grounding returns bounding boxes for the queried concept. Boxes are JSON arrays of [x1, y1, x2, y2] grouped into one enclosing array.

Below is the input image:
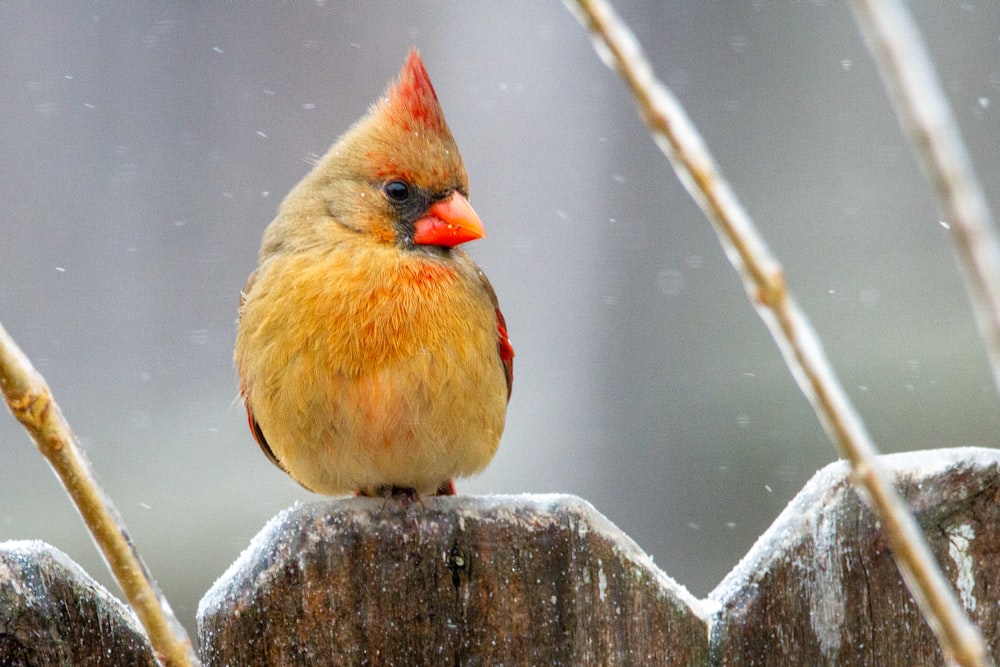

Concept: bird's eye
[[383, 180, 411, 203]]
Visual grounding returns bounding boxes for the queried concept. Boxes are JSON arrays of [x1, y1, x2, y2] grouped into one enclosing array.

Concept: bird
[[234, 49, 513, 502]]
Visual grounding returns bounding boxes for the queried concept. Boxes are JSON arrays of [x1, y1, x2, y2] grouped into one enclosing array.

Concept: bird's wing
[[477, 268, 514, 400]]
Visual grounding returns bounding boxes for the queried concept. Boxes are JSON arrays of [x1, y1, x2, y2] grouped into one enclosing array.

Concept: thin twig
[[0, 321, 199, 667], [849, 0, 1000, 401], [563, 1, 991, 665]]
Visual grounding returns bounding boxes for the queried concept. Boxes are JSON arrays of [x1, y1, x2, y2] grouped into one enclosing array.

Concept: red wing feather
[[495, 307, 514, 400]]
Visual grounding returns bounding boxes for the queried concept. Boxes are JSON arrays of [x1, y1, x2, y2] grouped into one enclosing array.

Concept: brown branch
[[563, 1, 991, 665], [849, 0, 1000, 399], [0, 321, 199, 667]]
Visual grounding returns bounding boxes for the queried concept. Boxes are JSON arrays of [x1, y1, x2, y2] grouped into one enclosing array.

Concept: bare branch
[[850, 0, 1000, 399], [0, 321, 199, 667], [563, 1, 991, 665]]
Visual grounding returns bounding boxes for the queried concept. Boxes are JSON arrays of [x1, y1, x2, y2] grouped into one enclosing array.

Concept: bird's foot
[[365, 485, 423, 509], [359, 480, 455, 508], [435, 479, 457, 496]]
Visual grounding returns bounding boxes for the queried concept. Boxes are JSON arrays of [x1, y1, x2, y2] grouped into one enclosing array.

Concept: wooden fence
[[3, 447, 999, 665]]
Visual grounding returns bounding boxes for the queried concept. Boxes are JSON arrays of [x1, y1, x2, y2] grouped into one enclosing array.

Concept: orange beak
[[413, 191, 486, 247]]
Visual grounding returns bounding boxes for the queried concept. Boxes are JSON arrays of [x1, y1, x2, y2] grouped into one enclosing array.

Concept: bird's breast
[[236, 241, 507, 493], [242, 244, 497, 383], [235, 243, 506, 494]]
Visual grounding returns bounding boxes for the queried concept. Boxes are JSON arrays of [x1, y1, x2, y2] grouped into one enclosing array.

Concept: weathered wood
[[6, 449, 1000, 665], [197, 494, 708, 666], [0, 540, 156, 666], [709, 447, 1000, 665]]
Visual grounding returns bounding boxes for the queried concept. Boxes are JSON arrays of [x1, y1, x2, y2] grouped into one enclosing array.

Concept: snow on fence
[[3, 447, 999, 665]]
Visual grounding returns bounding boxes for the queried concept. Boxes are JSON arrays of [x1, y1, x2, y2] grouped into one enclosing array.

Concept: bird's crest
[[382, 49, 447, 134], [342, 49, 465, 185]]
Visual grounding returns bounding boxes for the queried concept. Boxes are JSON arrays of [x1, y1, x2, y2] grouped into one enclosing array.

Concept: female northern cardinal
[[234, 50, 513, 500]]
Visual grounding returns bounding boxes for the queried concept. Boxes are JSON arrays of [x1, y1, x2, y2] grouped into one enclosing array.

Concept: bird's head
[[267, 49, 485, 256]]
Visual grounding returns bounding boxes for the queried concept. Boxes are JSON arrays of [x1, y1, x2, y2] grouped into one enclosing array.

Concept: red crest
[[384, 49, 447, 133]]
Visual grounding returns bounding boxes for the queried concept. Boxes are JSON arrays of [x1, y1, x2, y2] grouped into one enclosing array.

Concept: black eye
[[383, 180, 411, 203]]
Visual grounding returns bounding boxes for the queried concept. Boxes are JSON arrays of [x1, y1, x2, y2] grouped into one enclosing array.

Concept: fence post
[[0, 540, 156, 665], [4, 448, 998, 664], [709, 447, 1000, 665], [197, 494, 709, 666]]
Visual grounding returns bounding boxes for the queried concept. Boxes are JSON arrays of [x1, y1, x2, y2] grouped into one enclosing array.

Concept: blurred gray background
[[2, 1, 999, 638]]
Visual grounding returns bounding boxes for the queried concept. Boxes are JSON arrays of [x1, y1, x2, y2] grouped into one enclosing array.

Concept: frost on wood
[[708, 447, 1000, 665], [196, 494, 708, 666], [5, 451, 998, 665], [0, 540, 156, 666]]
